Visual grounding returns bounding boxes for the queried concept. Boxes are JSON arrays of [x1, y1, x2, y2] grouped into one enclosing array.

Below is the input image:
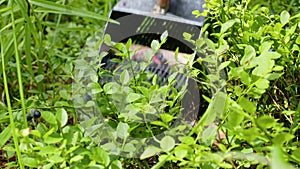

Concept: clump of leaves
[[72, 31, 198, 160], [154, 0, 300, 168]]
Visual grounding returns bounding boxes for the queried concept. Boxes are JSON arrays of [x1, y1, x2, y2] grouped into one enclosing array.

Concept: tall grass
[[0, 0, 118, 167], [1, 23, 24, 169]]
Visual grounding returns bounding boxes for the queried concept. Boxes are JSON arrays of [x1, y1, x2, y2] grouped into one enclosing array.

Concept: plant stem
[[11, 0, 28, 128], [1, 31, 24, 169]]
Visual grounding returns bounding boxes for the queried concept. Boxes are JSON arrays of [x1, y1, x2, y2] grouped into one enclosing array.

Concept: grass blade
[[29, 0, 118, 24], [1, 29, 24, 169]]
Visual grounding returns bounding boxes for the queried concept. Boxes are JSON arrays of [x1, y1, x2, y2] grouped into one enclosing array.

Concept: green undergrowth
[[0, 0, 300, 168]]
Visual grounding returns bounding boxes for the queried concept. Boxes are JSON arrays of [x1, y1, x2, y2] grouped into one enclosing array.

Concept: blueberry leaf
[[280, 10, 290, 25], [160, 136, 175, 151]]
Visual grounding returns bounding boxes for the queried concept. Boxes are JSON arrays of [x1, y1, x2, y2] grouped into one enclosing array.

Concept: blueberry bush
[[0, 0, 300, 168]]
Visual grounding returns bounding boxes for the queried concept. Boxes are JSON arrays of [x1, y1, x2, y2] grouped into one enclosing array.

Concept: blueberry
[[26, 114, 33, 121], [33, 110, 41, 118], [84, 94, 92, 101]]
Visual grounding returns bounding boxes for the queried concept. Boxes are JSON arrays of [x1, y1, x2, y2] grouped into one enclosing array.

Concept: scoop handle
[[156, 0, 170, 8]]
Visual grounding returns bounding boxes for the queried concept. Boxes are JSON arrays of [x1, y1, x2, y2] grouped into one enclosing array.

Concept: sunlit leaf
[[120, 69, 130, 85], [257, 115, 276, 129], [126, 93, 144, 103], [116, 122, 129, 139], [280, 10, 290, 25], [221, 19, 238, 33], [271, 146, 294, 169], [56, 108, 68, 127], [22, 157, 39, 168], [140, 146, 161, 159], [241, 45, 256, 65]]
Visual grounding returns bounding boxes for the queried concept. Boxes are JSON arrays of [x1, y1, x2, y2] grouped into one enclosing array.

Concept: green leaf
[[0, 101, 7, 110], [35, 74, 44, 83], [150, 121, 169, 129], [216, 45, 229, 55], [201, 124, 218, 145], [48, 154, 64, 163], [282, 110, 296, 115], [160, 113, 173, 123], [29, 0, 118, 23], [70, 155, 84, 164], [104, 34, 113, 46], [31, 130, 41, 138], [116, 122, 129, 139], [59, 89, 69, 100], [240, 71, 251, 85], [268, 51, 281, 59], [228, 104, 244, 127], [255, 78, 270, 89], [43, 162, 54, 169], [199, 91, 227, 126], [114, 43, 126, 52], [272, 132, 294, 145], [230, 67, 243, 78], [271, 146, 294, 169], [219, 61, 231, 70], [219, 162, 233, 169], [44, 136, 63, 144], [183, 32, 192, 41], [161, 137, 176, 152], [0, 125, 11, 148], [140, 146, 161, 159], [109, 160, 122, 169], [92, 147, 110, 166], [120, 69, 130, 85], [151, 40, 160, 50], [174, 147, 188, 159], [56, 108, 68, 127], [265, 73, 283, 80], [178, 136, 195, 145], [296, 35, 300, 45], [292, 148, 300, 162], [87, 82, 103, 94], [240, 128, 260, 142], [160, 31, 168, 42], [259, 41, 273, 53], [123, 143, 136, 152], [280, 10, 290, 25], [221, 19, 238, 33], [126, 38, 132, 51], [257, 115, 276, 129], [126, 93, 144, 103], [252, 52, 274, 76], [22, 157, 39, 168], [38, 146, 57, 155], [272, 66, 284, 71], [241, 45, 256, 65], [103, 82, 119, 94], [238, 97, 256, 114], [41, 111, 57, 125]]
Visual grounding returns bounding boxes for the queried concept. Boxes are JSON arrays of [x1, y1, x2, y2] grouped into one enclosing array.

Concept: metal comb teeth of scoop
[[143, 52, 187, 90]]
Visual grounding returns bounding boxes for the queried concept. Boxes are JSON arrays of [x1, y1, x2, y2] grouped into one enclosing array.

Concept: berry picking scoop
[[99, 0, 207, 124]]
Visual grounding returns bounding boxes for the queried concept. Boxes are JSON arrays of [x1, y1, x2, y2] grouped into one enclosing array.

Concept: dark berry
[[84, 94, 92, 101], [33, 110, 41, 118], [26, 114, 33, 121]]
